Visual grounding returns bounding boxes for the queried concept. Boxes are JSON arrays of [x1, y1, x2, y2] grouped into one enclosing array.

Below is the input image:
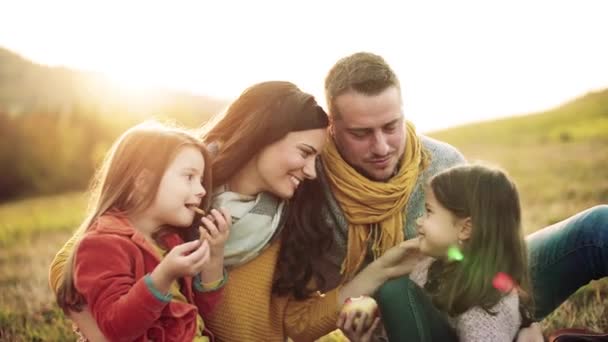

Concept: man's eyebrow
[[299, 143, 318, 154], [347, 117, 402, 132], [347, 127, 372, 133], [383, 118, 402, 127]]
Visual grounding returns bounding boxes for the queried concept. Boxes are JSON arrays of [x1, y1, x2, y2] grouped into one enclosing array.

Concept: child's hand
[[337, 309, 381, 342], [196, 208, 230, 284], [198, 208, 231, 258], [163, 239, 211, 278], [151, 239, 210, 293]]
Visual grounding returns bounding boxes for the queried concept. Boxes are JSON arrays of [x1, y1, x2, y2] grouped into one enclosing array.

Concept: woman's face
[[255, 128, 327, 199]]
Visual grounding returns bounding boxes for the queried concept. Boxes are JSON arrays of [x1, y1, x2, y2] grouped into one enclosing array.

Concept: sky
[[1, 0, 607, 132]]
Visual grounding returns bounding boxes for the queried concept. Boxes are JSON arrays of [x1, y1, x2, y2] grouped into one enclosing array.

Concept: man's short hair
[[324, 52, 400, 119]]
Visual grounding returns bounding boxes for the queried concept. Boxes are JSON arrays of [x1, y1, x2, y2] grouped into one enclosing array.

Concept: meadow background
[[0, 47, 606, 341]]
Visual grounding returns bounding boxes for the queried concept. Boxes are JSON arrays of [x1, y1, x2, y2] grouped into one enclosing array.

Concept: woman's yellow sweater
[[205, 239, 341, 342]]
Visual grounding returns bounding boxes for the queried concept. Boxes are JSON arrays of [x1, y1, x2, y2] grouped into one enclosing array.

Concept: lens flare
[[447, 246, 464, 261], [492, 272, 515, 293]]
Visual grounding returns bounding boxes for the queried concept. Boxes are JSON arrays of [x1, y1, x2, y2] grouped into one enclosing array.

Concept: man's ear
[[328, 118, 336, 138], [458, 217, 473, 242]]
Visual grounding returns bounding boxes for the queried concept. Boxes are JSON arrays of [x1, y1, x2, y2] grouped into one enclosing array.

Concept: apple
[[340, 295, 379, 328]]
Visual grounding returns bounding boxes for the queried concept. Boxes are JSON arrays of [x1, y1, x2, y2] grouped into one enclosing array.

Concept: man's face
[[331, 86, 405, 181]]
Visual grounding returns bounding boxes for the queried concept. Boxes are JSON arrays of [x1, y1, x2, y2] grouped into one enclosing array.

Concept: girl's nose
[[416, 216, 423, 226], [195, 183, 207, 198]]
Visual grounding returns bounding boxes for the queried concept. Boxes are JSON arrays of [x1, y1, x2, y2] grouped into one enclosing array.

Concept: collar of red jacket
[[90, 211, 135, 236], [89, 210, 183, 252]]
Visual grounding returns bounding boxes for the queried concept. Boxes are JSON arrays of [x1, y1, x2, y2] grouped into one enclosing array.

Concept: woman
[[50, 81, 413, 341]]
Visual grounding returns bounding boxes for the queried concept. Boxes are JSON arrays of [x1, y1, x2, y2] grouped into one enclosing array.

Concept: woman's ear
[[458, 217, 473, 242]]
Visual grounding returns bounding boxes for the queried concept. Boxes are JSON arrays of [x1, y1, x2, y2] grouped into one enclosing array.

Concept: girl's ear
[[458, 217, 473, 242]]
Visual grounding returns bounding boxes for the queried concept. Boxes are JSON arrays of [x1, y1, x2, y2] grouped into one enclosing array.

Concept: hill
[[0, 47, 228, 125], [0, 47, 230, 201], [429, 89, 608, 146]]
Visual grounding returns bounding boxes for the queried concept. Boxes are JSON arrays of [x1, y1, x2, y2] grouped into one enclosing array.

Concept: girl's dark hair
[[203, 81, 329, 187], [424, 164, 534, 322]]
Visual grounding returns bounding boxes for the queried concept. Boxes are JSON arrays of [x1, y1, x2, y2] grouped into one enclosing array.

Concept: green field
[[0, 192, 85, 341], [1, 91, 607, 340]]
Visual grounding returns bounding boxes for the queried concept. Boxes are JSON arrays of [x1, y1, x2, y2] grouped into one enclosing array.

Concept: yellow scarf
[[322, 121, 428, 280]]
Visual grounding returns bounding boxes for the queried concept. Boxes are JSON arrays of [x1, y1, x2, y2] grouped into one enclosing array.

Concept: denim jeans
[[527, 205, 608, 319], [375, 276, 458, 342]]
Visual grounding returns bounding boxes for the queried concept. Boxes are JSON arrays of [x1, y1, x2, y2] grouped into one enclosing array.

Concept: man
[[311, 52, 607, 341]]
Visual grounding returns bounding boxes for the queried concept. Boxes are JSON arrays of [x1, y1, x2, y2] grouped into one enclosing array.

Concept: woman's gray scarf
[[212, 188, 285, 268]]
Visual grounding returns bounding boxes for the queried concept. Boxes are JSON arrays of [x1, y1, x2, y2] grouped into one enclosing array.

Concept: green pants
[[375, 276, 458, 342]]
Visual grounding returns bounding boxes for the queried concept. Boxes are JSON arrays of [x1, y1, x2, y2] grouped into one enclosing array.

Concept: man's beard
[[333, 136, 401, 182], [351, 161, 399, 183]]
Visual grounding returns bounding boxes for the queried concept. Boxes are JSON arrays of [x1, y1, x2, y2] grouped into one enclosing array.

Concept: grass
[[0, 230, 78, 341], [0, 192, 87, 248], [0, 192, 87, 341]]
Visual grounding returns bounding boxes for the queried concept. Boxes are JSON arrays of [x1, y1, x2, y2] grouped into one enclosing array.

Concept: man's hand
[[374, 237, 425, 279], [337, 237, 424, 305], [516, 322, 545, 342]]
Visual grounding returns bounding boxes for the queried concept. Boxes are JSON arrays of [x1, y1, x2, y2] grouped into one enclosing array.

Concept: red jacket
[[74, 212, 222, 342]]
